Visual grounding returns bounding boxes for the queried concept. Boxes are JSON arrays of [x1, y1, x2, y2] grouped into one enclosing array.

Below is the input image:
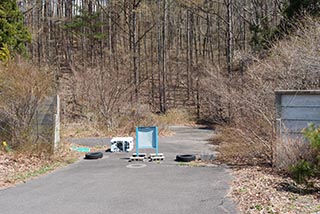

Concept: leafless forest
[[7, 0, 318, 162], [19, 0, 283, 125]]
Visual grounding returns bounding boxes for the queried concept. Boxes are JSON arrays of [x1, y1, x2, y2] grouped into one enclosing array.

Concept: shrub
[[302, 123, 320, 151], [290, 123, 320, 185], [290, 159, 314, 185], [0, 59, 53, 148], [202, 17, 320, 165]]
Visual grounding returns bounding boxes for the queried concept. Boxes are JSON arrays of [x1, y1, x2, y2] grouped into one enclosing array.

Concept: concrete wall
[[275, 90, 320, 168], [32, 95, 60, 150]]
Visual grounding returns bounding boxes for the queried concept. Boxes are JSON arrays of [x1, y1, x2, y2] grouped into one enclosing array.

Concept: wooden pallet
[[150, 156, 165, 161], [131, 153, 147, 157], [130, 153, 165, 162], [129, 156, 145, 161], [149, 153, 164, 157]]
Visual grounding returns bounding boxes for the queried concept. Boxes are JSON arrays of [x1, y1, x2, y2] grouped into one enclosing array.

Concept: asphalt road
[[0, 126, 237, 214]]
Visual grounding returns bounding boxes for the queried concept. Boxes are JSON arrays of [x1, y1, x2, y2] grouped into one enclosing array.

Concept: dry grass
[[156, 109, 195, 126], [274, 137, 314, 169], [0, 141, 81, 189], [232, 166, 320, 214], [61, 122, 105, 139], [213, 126, 270, 166], [62, 108, 194, 138]]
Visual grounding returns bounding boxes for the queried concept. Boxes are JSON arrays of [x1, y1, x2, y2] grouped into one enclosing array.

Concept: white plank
[[281, 107, 320, 120], [281, 95, 320, 107]]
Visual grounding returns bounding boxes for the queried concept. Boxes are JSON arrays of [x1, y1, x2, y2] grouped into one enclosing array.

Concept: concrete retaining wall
[[32, 95, 60, 150], [275, 90, 320, 168]]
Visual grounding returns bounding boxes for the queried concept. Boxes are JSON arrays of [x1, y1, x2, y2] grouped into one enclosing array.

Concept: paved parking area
[[0, 126, 237, 214]]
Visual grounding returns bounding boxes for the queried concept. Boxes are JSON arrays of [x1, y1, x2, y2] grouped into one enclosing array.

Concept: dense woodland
[[17, 0, 286, 121], [1, 0, 320, 155]]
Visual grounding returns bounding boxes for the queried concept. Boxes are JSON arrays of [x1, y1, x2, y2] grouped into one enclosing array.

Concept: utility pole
[[226, 0, 233, 75], [132, 0, 139, 103]]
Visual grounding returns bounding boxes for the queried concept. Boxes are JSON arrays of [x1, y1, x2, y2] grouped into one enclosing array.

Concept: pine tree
[[283, 0, 320, 19], [0, 0, 31, 59]]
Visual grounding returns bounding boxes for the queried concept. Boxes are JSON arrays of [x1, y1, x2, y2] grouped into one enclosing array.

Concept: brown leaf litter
[[231, 166, 320, 214]]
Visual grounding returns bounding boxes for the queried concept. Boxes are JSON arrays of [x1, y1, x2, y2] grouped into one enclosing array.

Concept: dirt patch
[[0, 142, 81, 189], [231, 166, 320, 214]]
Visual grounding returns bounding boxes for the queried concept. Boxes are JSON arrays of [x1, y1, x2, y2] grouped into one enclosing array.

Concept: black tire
[[85, 152, 103, 159], [176, 154, 196, 162]]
